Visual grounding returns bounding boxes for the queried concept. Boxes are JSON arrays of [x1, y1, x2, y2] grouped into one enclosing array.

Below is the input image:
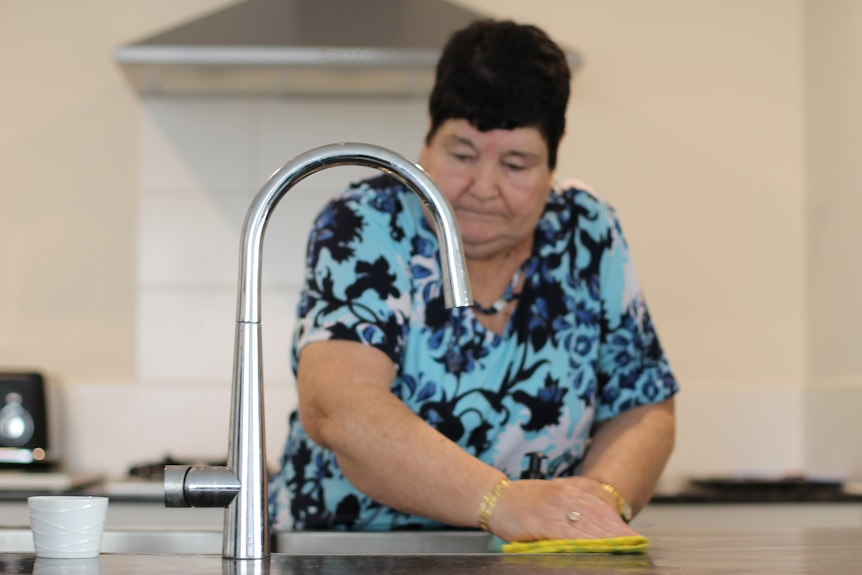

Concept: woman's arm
[[578, 398, 676, 518], [296, 338, 653, 542], [298, 341, 634, 541], [297, 339, 506, 529]]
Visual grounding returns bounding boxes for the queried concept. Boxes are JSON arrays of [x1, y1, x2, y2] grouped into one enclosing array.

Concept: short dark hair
[[427, 19, 571, 169]]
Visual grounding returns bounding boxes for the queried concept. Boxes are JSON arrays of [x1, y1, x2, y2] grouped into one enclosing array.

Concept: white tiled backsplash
[[136, 96, 428, 387], [115, 97, 427, 476]]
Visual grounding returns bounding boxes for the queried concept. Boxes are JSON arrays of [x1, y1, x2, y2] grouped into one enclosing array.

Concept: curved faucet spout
[[195, 143, 471, 560], [239, 143, 473, 322]]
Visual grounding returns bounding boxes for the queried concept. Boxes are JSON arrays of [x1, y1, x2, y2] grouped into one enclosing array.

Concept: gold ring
[[567, 511, 581, 523]]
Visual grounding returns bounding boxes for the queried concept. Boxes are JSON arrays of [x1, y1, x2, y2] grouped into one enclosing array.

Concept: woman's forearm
[[326, 386, 505, 527], [297, 341, 504, 528], [578, 397, 676, 516]]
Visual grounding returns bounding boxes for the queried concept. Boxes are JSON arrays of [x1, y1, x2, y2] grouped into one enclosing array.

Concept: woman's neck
[[466, 243, 532, 311]]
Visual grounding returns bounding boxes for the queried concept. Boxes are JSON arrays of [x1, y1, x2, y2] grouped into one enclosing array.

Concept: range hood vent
[[114, 0, 581, 97]]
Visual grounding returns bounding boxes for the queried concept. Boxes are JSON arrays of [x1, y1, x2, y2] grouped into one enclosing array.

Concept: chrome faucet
[[164, 143, 473, 560]]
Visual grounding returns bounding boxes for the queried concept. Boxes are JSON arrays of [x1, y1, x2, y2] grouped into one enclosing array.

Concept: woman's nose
[[469, 160, 499, 200]]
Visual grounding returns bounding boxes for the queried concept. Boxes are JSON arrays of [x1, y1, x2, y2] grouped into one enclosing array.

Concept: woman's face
[[419, 119, 555, 261]]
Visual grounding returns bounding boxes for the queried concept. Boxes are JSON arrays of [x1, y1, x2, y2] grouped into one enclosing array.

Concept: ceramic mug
[[27, 496, 109, 559]]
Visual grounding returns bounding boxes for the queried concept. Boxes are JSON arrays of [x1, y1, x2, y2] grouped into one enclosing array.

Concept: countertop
[[650, 476, 862, 504], [2, 528, 862, 574]]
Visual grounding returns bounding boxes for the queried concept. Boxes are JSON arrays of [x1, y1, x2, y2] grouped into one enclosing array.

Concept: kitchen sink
[[276, 530, 492, 554], [0, 528, 493, 555]]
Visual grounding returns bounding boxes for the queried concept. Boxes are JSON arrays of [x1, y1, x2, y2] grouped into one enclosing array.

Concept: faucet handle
[[164, 465, 241, 508], [520, 452, 548, 480]]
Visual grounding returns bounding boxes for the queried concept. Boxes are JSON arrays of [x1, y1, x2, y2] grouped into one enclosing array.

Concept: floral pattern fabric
[[269, 174, 678, 530]]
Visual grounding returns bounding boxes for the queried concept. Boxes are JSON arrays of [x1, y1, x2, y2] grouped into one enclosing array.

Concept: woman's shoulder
[[325, 174, 423, 224], [316, 173, 427, 251], [553, 178, 613, 210], [549, 178, 621, 231], [336, 173, 416, 208]]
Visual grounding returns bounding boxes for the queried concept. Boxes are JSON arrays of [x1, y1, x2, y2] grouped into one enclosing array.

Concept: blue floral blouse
[[269, 174, 678, 530]]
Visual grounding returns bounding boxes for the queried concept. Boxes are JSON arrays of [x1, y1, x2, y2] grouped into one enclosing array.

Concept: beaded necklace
[[472, 260, 529, 315]]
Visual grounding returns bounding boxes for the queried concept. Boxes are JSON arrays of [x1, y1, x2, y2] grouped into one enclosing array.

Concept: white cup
[[28, 496, 109, 559]]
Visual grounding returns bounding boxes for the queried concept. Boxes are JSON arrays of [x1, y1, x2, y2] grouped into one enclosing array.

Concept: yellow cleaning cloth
[[501, 535, 649, 554]]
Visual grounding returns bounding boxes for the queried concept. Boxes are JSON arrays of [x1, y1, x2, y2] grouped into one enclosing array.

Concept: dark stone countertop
[[3, 528, 862, 574], [650, 477, 862, 504]]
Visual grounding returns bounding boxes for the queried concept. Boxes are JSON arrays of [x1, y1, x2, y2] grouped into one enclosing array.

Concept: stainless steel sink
[[276, 530, 492, 554], [0, 528, 492, 555]]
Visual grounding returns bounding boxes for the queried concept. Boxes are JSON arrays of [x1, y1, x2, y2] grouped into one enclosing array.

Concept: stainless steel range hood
[[114, 0, 581, 97]]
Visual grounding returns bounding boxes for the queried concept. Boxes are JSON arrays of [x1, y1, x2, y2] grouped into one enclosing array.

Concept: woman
[[269, 19, 678, 543]]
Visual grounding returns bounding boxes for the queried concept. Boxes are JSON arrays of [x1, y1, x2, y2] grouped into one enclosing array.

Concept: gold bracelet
[[600, 481, 633, 523], [478, 478, 511, 532]]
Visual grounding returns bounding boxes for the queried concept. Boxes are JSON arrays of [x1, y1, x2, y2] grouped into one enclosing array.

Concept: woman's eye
[[452, 153, 474, 162], [504, 163, 526, 172]]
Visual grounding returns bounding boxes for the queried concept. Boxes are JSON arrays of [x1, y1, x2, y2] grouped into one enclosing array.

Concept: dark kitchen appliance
[[0, 372, 57, 466]]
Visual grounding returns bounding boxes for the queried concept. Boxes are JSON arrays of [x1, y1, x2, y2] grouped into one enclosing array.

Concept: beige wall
[[804, 0, 862, 478], [2, 0, 859, 479], [806, 0, 862, 385], [460, 0, 808, 391], [0, 0, 233, 381], [456, 0, 810, 478]]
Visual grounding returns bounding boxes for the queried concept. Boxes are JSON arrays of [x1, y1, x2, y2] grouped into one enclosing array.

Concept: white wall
[[2, 0, 857, 482]]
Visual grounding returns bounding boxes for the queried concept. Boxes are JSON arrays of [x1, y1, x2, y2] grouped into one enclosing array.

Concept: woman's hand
[[487, 476, 639, 542]]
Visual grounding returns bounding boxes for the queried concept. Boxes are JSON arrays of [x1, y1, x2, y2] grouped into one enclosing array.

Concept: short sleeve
[[593, 204, 678, 421], [291, 185, 415, 371]]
